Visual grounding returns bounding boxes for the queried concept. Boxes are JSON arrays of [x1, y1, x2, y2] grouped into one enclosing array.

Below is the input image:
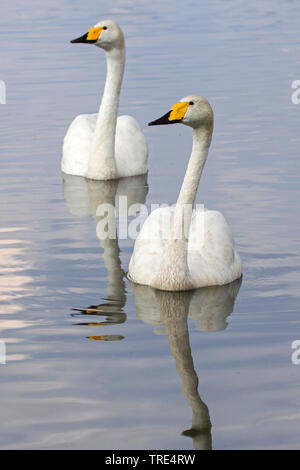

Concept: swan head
[[148, 95, 213, 131], [70, 20, 125, 51]]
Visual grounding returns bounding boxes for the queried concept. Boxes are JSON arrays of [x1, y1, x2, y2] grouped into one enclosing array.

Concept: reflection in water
[[62, 173, 148, 340], [130, 278, 242, 449], [88, 334, 125, 342]]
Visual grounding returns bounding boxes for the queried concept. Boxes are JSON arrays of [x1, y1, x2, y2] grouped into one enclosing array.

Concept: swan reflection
[[130, 277, 242, 449], [62, 172, 148, 340]]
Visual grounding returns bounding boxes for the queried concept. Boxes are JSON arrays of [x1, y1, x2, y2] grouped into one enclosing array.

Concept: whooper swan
[[61, 20, 148, 180], [128, 95, 242, 291]]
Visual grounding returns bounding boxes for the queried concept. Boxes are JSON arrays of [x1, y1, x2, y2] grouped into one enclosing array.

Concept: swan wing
[[62, 114, 97, 177], [115, 115, 148, 178], [188, 209, 242, 286], [128, 207, 173, 286]]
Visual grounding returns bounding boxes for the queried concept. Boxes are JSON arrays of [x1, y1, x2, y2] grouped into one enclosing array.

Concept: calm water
[[0, 0, 300, 450]]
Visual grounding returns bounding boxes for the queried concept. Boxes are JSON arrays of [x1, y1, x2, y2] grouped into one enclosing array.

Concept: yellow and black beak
[[70, 27, 103, 44], [148, 102, 190, 126]]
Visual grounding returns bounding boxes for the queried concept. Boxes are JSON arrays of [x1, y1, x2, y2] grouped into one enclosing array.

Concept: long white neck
[[174, 126, 211, 231], [87, 47, 125, 180], [155, 126, 212, 291]]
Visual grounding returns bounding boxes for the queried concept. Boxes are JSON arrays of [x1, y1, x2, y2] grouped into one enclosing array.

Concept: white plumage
[[129, 206, 241, 289], [128, 95, 242, 291], [62, 114, 148, 178], [61, 20, 148, 180]]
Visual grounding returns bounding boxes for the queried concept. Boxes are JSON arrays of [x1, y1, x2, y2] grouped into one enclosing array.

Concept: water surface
[[0, 0, 300, 449]]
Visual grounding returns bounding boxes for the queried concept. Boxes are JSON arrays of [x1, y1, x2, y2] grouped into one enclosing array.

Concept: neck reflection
[[130, 278, 242, 449], [62, 172, 148, 341]]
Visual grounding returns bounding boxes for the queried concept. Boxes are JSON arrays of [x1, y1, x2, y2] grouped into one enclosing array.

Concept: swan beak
[[70, 27, 103, 44], [148, 102, 189, 126]]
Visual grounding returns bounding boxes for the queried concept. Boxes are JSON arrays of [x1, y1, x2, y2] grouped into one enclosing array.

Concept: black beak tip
[[70, 34, 90, 44], [147, 111, 175, 127]]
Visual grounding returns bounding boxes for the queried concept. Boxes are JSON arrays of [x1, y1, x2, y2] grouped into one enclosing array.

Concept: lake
[[0, 0, 300, 450]]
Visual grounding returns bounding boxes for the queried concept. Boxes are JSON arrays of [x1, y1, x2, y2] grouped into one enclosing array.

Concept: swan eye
[[189, 101, 194, 106], [103, 26, 107, 30]]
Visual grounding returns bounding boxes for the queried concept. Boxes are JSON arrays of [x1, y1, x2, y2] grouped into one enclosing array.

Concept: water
[[0, 0, 300, 449]]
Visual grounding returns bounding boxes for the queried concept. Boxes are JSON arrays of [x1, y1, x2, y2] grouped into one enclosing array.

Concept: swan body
[[62, 20, 148, 180], [62, 114, 147, 178], [129, 206, 241, 289], [128, 95, 242, 291]]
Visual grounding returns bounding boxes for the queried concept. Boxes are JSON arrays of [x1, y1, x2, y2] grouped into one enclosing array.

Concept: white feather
[[62, 114, 147, 178]]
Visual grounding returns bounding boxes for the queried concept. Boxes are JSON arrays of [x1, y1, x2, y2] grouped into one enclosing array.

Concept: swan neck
[[176, 126, 211, 209], [153, 126, 212, 291], [87, 47, 125, 180], [172, 126, 211, 241]]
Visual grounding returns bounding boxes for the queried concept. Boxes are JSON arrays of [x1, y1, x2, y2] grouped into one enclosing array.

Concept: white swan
[[128, 95, 242, 291], [61, 20, 148, 180]]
